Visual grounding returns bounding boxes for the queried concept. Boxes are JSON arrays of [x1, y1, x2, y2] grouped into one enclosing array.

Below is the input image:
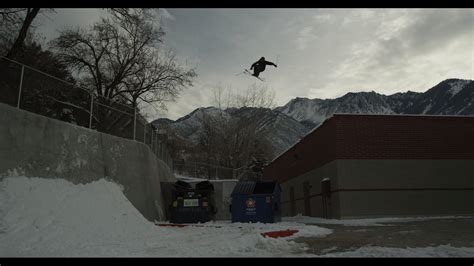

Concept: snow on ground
[[283, 214, 473, 227], [174, 174, 208, 182], [320, 245, 474, 257], [0, 176, 330, 257], [1, 176, 472, 257]]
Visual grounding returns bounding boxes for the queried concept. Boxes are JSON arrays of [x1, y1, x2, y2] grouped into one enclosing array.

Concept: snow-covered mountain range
[[153, 106, 308, 156], [276, 79, 473, 128], [152, 78, 473, 157]]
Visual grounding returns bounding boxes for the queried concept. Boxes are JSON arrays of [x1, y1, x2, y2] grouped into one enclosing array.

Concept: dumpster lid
[[231, 181, 280, 195], [195, 180, 215, 192], [174, 180, 192, 190], [231, 181, 255, 195]]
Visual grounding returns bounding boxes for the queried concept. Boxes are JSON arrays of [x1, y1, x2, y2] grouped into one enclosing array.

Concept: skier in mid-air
[[249, 57, 277, 78]]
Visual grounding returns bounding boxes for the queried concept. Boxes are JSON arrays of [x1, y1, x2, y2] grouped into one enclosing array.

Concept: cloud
[[399, 9, 473, 54], [375, 11, 417, 40], [318, 9, 473, 96], [36, 9, 105, 42], [313, 13, 336, 24], [159, 8, 175, 21], [295, 26, 318, 50], [156, 78, 217, 120]]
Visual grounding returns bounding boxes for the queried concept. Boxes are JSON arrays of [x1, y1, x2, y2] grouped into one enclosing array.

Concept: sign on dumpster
[[231, 181, 281, 223], [245, 198, 256, 215]]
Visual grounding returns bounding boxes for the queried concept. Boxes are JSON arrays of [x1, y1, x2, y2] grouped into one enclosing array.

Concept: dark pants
[[253, 65, 265, 77]]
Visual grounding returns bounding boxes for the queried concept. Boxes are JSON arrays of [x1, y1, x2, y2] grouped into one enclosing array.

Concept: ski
[[244, 69, 265, 81]]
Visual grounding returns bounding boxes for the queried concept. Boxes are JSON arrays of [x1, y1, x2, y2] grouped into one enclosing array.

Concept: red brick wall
[[335, 115, 474, 159], [263, 118, 337, 183], [263, 114, 474, 183]]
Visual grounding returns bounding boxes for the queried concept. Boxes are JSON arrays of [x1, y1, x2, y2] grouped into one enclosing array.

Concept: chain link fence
[[0, 56, 172, 168], [173, 160, 259, 180]]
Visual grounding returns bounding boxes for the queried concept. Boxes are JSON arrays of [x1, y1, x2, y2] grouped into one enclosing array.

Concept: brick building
[[263, 114, 474, 219]]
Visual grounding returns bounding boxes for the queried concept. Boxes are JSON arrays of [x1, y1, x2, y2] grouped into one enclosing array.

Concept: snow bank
[[0, 177, 330, 257], [283, 214, 473, 227]]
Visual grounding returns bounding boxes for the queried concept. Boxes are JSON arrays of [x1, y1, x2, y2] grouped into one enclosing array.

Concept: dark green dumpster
[[169, 180, 216, 223]]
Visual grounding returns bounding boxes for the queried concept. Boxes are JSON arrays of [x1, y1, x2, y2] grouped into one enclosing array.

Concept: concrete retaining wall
[[0, 103, 176, 222]]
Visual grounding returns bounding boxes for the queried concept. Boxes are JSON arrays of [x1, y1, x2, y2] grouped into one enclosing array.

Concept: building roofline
[[266, 113, 474, 168], [332, 113, 474, 118], [268, 114, 335, 165]]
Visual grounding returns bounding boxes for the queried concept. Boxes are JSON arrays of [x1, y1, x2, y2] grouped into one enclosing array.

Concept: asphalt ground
[[293, 217, 474, 255]]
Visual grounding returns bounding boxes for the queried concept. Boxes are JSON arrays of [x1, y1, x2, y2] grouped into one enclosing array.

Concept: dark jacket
[[251, 59, 277, 72]]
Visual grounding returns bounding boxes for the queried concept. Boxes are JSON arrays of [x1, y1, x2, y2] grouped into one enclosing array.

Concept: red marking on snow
[[261, 229, 299, 238]]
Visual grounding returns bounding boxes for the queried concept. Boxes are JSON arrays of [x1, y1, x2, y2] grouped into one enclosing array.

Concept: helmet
[[260, 57, 265, 61]]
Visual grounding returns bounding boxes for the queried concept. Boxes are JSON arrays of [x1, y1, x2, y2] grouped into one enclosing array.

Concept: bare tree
[[50, 8, 196, 133], [212, 83, 276, 109], [51, 9, 195, 106], [0, 8, 42, 59], [196, 84, 276, 179], [119, 48, 196, 110], [235, 83, 276, 109]]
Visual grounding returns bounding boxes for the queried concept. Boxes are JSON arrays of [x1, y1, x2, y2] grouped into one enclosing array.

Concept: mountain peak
[[277, 78, 473, 126]]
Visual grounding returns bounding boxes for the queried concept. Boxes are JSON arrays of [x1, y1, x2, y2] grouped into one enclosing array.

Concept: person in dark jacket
[[250, 57, 277, 77]]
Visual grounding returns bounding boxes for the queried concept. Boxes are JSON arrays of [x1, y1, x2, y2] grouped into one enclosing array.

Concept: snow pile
[[283, 214, 473, 227], [321, 245, 474, 257], [0, 177, 330, 257], [174, 174, 238, 183], [174, 174, 209, 182]]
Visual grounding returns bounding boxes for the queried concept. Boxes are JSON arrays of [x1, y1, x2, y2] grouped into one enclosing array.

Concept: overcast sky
[[36, 8, 474, 120]]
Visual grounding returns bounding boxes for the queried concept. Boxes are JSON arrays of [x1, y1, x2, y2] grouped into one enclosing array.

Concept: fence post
[[160, 142, 163, 160], [16, 65, 24, 108], [133, 109, 136, 141], [89, 92, 93, 129], [151, 130, 154, 151], [143, 122, 146, 143], [157, 141, 160, 159]]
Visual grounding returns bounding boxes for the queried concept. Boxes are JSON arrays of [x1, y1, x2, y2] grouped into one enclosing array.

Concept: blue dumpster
[[230, 180, 281, 223]]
